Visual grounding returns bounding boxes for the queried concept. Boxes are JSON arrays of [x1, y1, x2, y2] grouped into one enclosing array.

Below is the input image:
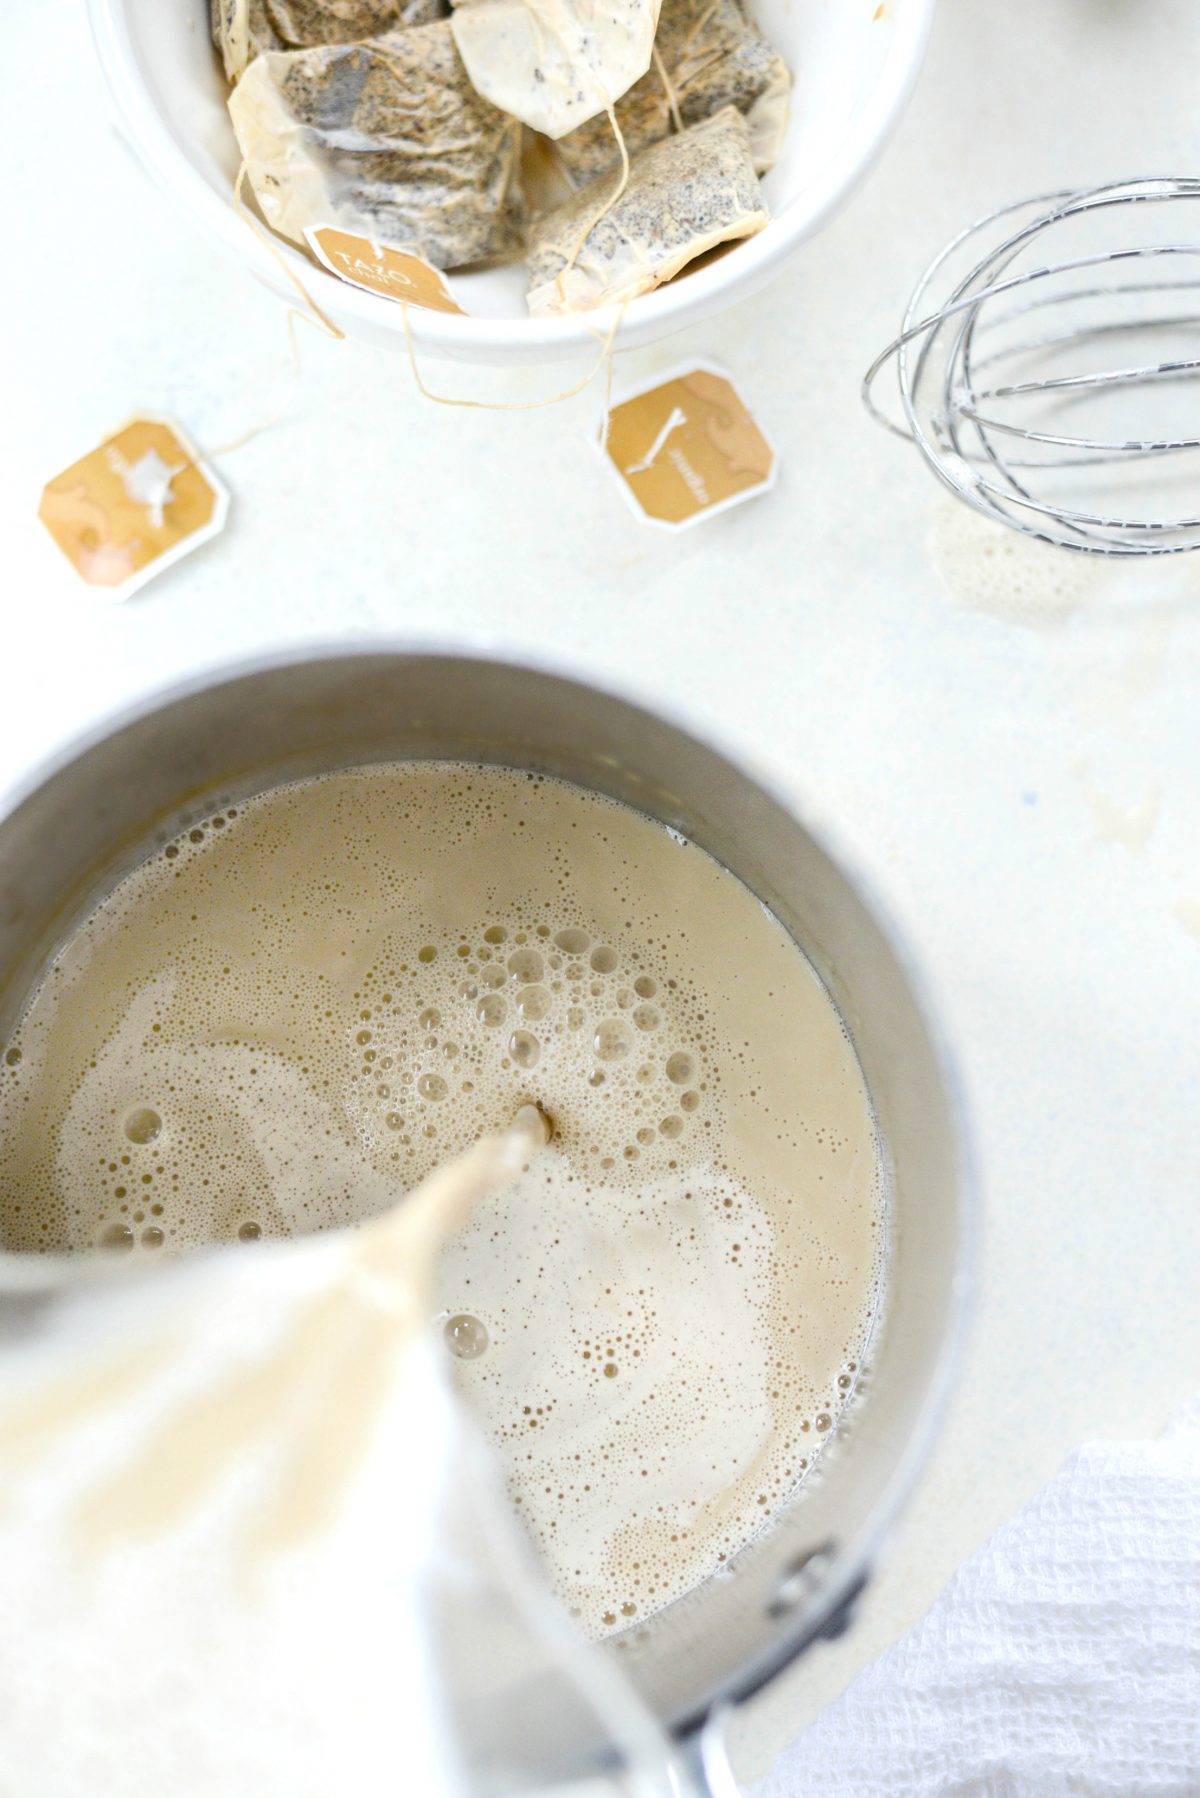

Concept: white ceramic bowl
[[89, 0, 934, 364]]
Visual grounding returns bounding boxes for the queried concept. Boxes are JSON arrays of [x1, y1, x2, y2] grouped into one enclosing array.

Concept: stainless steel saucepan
[[0, 648, 973, 1789]]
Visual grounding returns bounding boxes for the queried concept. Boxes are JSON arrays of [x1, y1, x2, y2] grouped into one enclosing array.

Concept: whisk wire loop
[[865, 176, 1200, 554]]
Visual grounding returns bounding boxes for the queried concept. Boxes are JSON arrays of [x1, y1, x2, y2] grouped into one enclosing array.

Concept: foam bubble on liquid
[[0, 763, 884, 1635], [444, 1312, 490, 1359], [438, 1152, 792, 1623]]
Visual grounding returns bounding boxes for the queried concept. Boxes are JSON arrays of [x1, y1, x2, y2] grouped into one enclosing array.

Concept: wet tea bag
[[449, 0, 663, 140], [554, 0, 790, 186], [211, 0, 445, 85], [228, 24, 524, 270], [526, 106, 767, 315]]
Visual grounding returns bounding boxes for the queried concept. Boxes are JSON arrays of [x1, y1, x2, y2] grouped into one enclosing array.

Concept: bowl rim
[[87, 0, 935, 355]]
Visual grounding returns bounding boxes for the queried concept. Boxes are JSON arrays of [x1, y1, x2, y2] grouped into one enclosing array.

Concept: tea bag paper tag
[[37, 418, 229, 602], [305, 226, 468, 316], [599, 363, 777, 529]]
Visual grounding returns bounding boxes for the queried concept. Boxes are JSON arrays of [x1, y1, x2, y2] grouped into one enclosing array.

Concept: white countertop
[[3, 0, 1200, 1784]]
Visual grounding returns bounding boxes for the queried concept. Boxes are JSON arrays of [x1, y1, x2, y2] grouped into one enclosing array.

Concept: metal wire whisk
[[863, 176, 1200, 555]]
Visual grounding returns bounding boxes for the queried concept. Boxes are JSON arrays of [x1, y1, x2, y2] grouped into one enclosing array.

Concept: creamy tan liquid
[[0, 764, 883, 1632]]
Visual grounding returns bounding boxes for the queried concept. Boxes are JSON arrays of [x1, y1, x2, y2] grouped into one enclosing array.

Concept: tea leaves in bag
[[228, 24, 524, 271], [449, 0, 663, 140], [526, 106, 767, 315], [554, 0, 790, 186], [212, 0, 445, 85]]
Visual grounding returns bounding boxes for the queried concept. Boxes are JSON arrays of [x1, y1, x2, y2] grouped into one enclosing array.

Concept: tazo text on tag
[[38, 418, 229, 601], [600, 363, 777, 529], [305, 226, 467, 316]]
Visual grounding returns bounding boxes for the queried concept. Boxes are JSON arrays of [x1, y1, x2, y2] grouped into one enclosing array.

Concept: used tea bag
[[449, 0, 663, 140], [554, 0, 790, 185], [526, 106, 767, 315], [228, 24, 524, 270], [211, 0, 444, 85]]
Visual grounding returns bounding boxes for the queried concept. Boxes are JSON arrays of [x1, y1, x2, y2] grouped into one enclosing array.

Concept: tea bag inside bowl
[[449, 0, 663, 140], [228, 23, 524, 270], [526, 105, 767, 316], [211, 0, 445, 85], [554, 0, 790, 186]]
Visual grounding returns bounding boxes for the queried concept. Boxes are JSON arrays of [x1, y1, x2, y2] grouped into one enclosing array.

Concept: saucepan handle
[[676, 1706, 742, 1798]]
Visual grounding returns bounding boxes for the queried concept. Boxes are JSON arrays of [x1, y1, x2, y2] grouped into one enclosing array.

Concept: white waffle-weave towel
[[755, 1397, 1200, 1796]]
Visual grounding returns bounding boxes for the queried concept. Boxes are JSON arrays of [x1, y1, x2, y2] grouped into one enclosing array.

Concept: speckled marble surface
[[2, 0, 1199, 1785]]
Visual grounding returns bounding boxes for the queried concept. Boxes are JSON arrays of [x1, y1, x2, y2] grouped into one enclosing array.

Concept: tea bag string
[[671, 2, 722, 85], [648, 6, 724, 142], [554, 105, 632, 308], [231, 161, 344, 340], [201, 163, 347, 460], [203, 307, 332, 457], [651, 46, 685, 135], [398, 298, 626, 419], [215, 161, 625, 439]]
